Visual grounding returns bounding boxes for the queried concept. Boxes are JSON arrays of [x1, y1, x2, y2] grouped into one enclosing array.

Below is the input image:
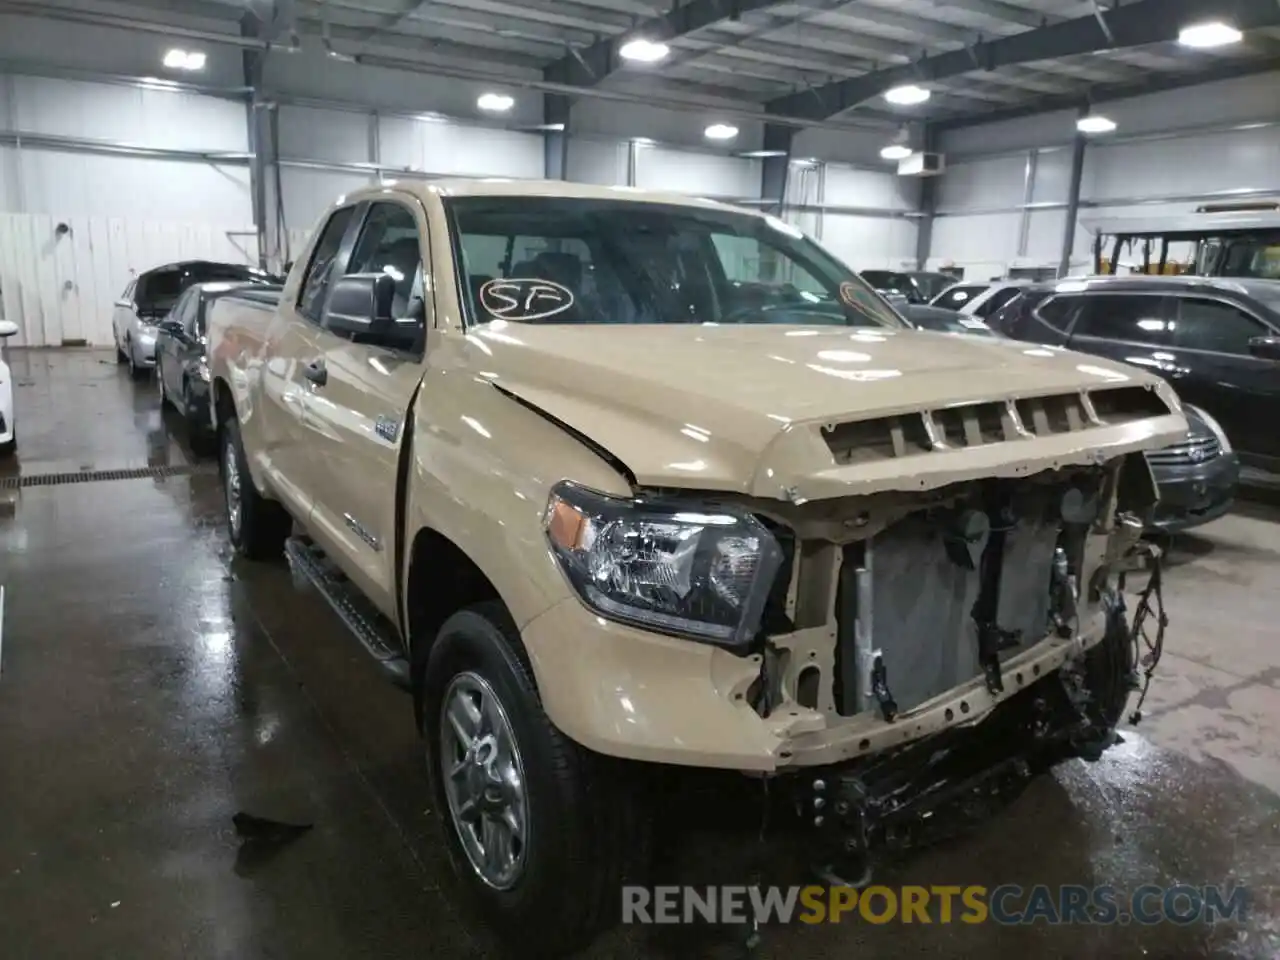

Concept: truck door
[[302, 199, 431, 618], [1165, 294, 1280, 470], [256, 204, 360, 518]]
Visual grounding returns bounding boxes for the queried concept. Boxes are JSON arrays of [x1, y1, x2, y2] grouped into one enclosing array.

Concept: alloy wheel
[[224, 439, 242, 539], [439, 671, 529, 891]]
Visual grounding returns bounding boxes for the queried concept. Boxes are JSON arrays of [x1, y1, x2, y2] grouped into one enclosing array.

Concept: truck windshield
[[1216, 238, 1280, 279], [446, 196, 904, 329]]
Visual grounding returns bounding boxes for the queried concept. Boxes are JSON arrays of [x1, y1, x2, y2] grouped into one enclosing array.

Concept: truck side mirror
[[326, 273, 397, 339], [1248, 335, 1280, 362], [0, 320, 17, 338]]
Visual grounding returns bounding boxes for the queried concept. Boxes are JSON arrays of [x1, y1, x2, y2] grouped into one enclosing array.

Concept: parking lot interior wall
[[812, 164, 919, 271], [0, 68, 256, 346], [929, 70, 1280, 278]]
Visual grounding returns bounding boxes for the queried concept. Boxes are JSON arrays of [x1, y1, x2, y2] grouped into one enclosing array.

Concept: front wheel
[[126, 339, 148, 381], [220, 417, 291, 559], [421, 601, 651, 957]]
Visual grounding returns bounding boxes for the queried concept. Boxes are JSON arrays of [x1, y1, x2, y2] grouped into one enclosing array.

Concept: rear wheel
[[421, 601, 650, 958], [184, 378, 215, 456], [220, 417, 291, 559], [126, 339, 148, 381]]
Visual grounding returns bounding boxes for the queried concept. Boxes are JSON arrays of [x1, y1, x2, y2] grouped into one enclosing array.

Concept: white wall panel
[[1024, 210, 1067, 265], [1084, 126, 1280, 202], [378, 118, 542, 178], [929, 212, 1020, 280], [278, 105, 370, 164], [938, 155, 1028, 211], [792, 128, 896, 168], [1030, 148, 1073, 203], [822, 164, 918, 211], [820, 216, 917, 272], [0, 212, 258, 347], [633, 147, 758, 198], [8, 76, 246, 151], [940, 110, 1077, 157], [1098, 71, 1280, 138], [566, 138, 628, 186], [1, 146, 251, 222]]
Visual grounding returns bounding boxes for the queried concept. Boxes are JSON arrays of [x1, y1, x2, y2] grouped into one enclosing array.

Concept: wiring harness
[[1118, 540, 1168, 725]]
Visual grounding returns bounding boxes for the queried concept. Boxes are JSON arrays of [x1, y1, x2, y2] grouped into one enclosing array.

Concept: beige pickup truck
[[207, 180, 1184, 955]]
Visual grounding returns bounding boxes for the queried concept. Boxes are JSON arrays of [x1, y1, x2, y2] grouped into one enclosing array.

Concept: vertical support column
[[1059, 108, 1088, 278], [1015, 148, 1039, 259], [368, 110, 381, 182], [240, 14, 268, 269], [626, 139, 639, 187], [760, 122, 793, 215], [914, 125, 938, 270], [543, 94, 570, 181]]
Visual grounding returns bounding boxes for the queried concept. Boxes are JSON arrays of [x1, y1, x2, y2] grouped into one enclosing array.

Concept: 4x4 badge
[[375, 415, 401, 443]]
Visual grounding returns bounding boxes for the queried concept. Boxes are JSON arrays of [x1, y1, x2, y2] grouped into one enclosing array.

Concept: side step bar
[[285, 536, 411, 690]]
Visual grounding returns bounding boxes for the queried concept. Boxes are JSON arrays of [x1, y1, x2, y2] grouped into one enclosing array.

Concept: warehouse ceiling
[[10, 0, 1280, 131]]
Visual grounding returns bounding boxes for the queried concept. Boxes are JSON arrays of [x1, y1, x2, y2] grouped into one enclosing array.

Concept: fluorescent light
[[477, 92, 515, 113], [619, 38, 670, 63], [1178, 21, 1243, 48], [739, 149, 788, 158], [632, 136, 657, 146], [884, 84, 930, 106], [880, 144, 913, 160], [162, 48, 206, 71], [704, 123, 739, 141], [1076, 114, 1117, 134]]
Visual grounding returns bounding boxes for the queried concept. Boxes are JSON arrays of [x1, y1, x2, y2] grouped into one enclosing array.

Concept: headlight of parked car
[[197, 358, 211, 382], [544, 481, 783, 649], [1187, 404, 1232, 454]]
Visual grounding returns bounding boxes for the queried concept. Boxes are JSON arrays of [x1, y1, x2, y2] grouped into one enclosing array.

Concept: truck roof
[[342, 178, 759, 215]]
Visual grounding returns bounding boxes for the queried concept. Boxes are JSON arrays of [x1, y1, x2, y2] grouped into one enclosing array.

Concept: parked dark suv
[[991, 275, 1280, 482]]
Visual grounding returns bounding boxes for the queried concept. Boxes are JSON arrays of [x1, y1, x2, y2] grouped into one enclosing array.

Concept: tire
[[220, 417, 291, 560], [185, 378, 215, 456], [126, 339, 148, 381], [1082, 603, 1136, 732], [421, 601, 651, 958], [156, 356, 168, 408]]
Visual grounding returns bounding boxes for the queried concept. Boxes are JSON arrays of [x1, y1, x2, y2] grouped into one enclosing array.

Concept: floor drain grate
[[0, 463, 218, 489]]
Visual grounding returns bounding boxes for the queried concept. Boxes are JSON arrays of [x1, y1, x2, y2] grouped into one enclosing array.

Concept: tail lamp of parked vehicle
[[544, 481, 784, 649]]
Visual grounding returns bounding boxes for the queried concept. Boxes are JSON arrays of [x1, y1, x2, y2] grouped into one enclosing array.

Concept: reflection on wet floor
[[0, 349, 1277, 959]]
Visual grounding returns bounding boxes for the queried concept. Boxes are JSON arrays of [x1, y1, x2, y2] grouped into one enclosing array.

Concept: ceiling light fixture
[[162, 48, 206, 71], [704, 123, 739, 141], [1178, 21, 1243, 48], [738, 149, 789, 158], [477, 92, 515, 113], [1076, 114, 1117, 134], [884, 84, 930, 106], [619, 38, 671, 63], [880, 143, 913, 160]]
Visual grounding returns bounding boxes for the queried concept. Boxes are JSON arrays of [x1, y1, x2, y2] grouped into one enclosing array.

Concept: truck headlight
[[544, 481, 783, 649], [197, 359, 211, 382]]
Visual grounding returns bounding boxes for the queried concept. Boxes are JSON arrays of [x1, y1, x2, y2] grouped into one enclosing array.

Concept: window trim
[[1169, 292, 1279, 359], [1056, 291, 1173, 347], [296, 203, 363, 327], [1027, 293, 1082, 337], [321, 195, 433, 357]]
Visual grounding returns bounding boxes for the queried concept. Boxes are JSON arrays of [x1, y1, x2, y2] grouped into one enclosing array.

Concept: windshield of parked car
[[447, 197, 905, 329], [135, 264, 274, 316], [1216, 238, 1280, 279], [909, 272, 960, 301], [931, 284, 988, 311], [860, 270, 924, 303]]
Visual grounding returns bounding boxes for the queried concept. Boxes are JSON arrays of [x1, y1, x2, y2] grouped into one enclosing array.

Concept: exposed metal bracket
[[1092, 1, 1117, 45]]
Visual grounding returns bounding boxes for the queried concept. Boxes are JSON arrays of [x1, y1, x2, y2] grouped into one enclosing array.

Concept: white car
[[0, 319, 17, 455], [931, 279, 1031, 318]]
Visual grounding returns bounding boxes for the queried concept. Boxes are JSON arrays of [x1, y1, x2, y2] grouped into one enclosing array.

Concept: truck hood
[[468, 321, 1186, 501]]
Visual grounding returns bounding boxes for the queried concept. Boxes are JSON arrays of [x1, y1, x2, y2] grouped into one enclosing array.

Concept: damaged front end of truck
[[688, 385, 1176, 882]]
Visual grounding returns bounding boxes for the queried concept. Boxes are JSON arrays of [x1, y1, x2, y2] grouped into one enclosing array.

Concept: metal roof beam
[[934, 55, 1280, 131], [544, 0, 794, 88], [766, 0, 1280, 121]]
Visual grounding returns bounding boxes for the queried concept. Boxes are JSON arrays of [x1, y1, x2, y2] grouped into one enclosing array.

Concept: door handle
[[303, 358, 328, 387]]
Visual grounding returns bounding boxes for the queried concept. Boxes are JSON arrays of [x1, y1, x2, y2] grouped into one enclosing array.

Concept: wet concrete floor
[[0, 348, 1278, 959]]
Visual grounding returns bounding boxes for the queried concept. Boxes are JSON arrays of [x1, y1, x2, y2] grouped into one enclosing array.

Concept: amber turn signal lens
[[546, 497, 588, 551]]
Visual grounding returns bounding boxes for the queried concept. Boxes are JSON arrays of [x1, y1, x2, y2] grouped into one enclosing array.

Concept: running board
[[285, 536, 411, 690]]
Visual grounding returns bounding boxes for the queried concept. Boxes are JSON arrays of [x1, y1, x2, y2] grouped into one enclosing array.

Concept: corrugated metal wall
[[0, 214, 258, 346]]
